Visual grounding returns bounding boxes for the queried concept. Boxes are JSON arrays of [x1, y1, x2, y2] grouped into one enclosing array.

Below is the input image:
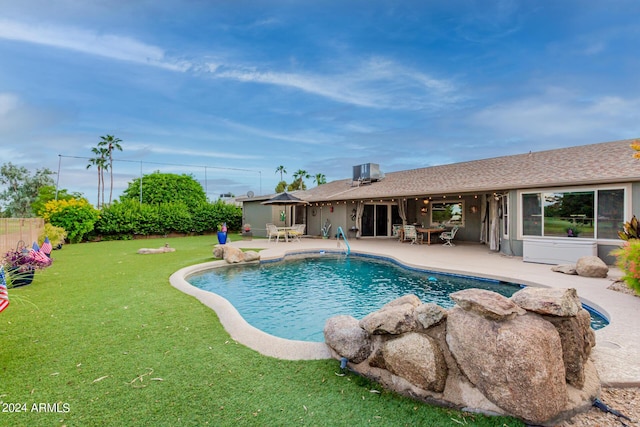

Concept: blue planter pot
[[217, 231, 227, 244]]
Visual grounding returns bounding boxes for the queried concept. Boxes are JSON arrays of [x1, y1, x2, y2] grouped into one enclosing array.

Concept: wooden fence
[[0, 218, 45, 255]]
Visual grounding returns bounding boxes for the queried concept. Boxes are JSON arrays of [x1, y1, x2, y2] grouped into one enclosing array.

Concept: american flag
[[40, 236, 53, 257], [0, 266, 9, 313], [30, 242, 52, 266]]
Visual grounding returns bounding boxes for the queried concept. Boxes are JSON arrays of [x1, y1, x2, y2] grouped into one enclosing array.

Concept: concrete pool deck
[[169, 237, 640, 387]]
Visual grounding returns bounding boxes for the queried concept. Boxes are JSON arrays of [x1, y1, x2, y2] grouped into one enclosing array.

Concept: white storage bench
[[523, 238, 597, 265]]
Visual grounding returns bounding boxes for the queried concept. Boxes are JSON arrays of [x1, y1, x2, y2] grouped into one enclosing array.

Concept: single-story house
[[241, 138, 640, 264]]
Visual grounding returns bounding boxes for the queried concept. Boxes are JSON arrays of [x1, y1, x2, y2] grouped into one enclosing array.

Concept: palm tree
[[98, 135, 123, 205], [86, 147, 108, 208], [275, 165, 287, 182], [314, 173, 326, 186], [291, 169, 310, 191]]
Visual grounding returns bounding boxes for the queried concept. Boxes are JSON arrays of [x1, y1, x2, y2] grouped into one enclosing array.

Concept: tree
[[86, 146, 108, 208], [120, 171, 207, 212], [98, 135, 123, 205], [0, 162, 55, 217], [275, 165, 287, 181], [313, 173, 326, 186], [31, 185, 81, 217], [288, 169, 310, 191], [275, 181, 287, 193]]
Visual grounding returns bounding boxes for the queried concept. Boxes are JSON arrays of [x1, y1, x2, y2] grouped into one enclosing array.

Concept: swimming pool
[[188, 252, 608, 342]]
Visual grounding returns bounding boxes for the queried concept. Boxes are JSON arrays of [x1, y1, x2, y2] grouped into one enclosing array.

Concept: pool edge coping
[[170, 260, 333, 361]]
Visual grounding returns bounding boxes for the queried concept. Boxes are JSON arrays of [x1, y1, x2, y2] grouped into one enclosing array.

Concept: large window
[[430, 201, 464, 226], [520, 187, 625, 240]]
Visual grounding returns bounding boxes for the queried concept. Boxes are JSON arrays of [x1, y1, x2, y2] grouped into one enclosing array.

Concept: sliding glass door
[[361, 203, 394, 237]]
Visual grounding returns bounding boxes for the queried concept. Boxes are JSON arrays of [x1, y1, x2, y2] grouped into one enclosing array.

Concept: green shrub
[[38, 223, 67, 248], [611, 240, 640, 295], [42, 198, 100, 243], [95, 199, 241, 239], [157, 202, 192, 234], [191, 201, 241, 233]]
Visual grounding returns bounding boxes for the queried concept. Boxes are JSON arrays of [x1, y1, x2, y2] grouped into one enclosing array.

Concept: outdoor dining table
[[277, 226, 293, 242], [416, 227, 444, 245]]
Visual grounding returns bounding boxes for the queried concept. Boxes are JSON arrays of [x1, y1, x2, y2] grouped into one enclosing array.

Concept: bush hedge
[[94, 199, 242, 240]]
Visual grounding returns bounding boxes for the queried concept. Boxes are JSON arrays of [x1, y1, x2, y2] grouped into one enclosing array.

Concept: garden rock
[[323, 315, 371, 363], [213, 245, 225, 258], [213, 245, 260, 264], [552, 264, 578, 275], [243, 251, 260, 262], [324, 288, 600, 426], [511, 287, 581, 317], [575, 256, 608, 278], [223, 245, 245, 263], [447, 308, 567, 424], [359, 295, 421, 334], [449, 288, 525, 320], [414, 303, 447, 330], [542, 309, 595, 388], [382, 332, 447, 392], [137, 244, 176, 254]]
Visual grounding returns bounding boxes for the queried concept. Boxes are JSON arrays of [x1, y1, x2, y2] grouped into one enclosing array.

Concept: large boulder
[[359, 295, 422, 334], [414, 303, 447, 330], [511, 287, 582, 317], [213, 245, 225, 259], [213, 245, 260, 264], [324, 315, 372, 364], [542, 309, 596, 388], [243, 251, 260, 262], [223, 245, 245, 263], [575, 256, 608, 278], [382, 332, 447, 392], [449, 288, 525, 320], [447, 307, 567, 424]]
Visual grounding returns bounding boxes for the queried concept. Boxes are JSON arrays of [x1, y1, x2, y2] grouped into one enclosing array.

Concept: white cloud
[[469, 88, 640, 140], [0, 93, 20, 116], [209, 57, 459, 110], [0, 18, 191, 71], [0, 19, 458, 111], [125, 143, 259, 160]]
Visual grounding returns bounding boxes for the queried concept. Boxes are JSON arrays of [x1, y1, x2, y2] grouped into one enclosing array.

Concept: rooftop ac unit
[[353, 163, 383, 183]]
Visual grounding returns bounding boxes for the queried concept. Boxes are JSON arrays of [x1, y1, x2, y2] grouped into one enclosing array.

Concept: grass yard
[[0, 235, 523, 426]]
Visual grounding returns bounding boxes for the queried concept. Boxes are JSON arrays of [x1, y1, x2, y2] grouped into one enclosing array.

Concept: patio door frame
[[361, 202, 396, 237]]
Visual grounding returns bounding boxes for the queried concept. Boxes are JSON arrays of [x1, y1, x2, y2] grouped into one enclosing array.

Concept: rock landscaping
[[324, 287, 600, 426]]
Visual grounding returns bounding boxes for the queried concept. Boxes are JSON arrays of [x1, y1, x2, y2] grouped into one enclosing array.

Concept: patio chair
[[403, 225, 422, 245], [440, 226, 459, 246], [266, 223, 286, 243], [287, 224, 306, 242], [392, 224, 403, 241]]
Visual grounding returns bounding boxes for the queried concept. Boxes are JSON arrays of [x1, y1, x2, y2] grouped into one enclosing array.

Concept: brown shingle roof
[[295, 139, 640, 202]]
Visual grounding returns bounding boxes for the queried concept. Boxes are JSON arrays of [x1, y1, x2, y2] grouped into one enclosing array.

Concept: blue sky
[[1, 1, 639, 204]]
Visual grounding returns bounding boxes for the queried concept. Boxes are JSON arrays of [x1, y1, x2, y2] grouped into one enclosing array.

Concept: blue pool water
[[188, 253, 608, 342]]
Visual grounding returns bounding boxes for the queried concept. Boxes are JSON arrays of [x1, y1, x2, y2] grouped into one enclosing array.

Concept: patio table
[[416, 227, 444, 245], [277, 226, 293, 242]]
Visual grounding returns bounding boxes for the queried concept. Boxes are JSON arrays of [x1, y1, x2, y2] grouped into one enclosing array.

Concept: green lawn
[[1, 236, 522, 426]]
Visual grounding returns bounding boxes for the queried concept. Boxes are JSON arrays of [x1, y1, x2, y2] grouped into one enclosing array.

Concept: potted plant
[[242, 224, 252, 241], [566, 225, 582, 237], [2, 246, 52, 288], [217, 223, 228, 245], [321, 220, 331, 239]]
